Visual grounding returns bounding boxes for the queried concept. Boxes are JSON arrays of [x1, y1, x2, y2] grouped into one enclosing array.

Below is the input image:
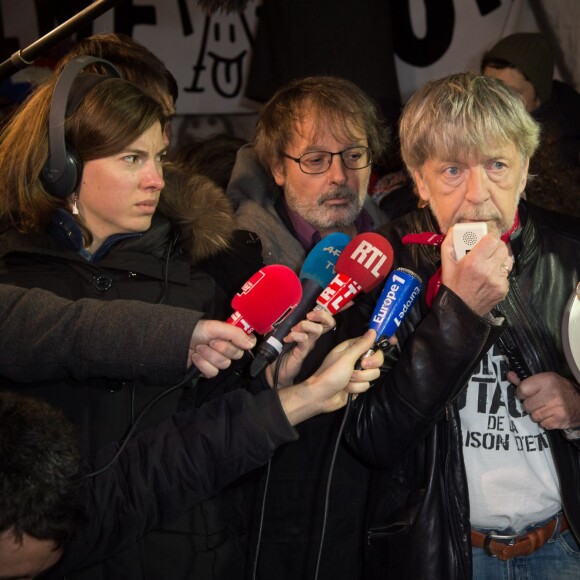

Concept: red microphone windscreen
[[231, 265, 302, 334], [336, 232, 394, 292]]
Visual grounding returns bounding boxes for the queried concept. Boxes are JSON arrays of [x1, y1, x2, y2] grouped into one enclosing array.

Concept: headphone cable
[[312, 394, 352, 580], [250, 353, 285, 580], [86, 365, 200, 478]]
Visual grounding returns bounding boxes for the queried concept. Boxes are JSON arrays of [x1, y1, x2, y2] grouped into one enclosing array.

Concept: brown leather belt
[[471, 514, 568, 560]]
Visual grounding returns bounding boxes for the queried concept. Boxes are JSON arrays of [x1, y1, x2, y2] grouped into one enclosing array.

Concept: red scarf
[[402, 211, 519, 307]]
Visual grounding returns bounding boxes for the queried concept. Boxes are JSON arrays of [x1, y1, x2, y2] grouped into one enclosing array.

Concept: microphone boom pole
[[0, 0, 121, 80]]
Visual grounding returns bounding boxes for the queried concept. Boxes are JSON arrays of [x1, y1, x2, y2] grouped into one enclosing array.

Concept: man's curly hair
[[0, 392, 88, 548]]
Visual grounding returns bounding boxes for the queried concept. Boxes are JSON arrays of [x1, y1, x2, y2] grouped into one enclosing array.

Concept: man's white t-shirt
[[459, 342, 560, 532]]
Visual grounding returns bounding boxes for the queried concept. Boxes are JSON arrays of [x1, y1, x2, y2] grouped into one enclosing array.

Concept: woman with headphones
[[0, 59, 228, 452], [0, 57, 338, 579]]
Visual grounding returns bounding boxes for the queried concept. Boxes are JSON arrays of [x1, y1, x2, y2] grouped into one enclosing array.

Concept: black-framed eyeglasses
[[283, 146, 372, 175]]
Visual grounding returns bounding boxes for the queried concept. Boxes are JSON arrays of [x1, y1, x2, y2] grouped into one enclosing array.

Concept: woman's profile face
[[75, 121, 166, 252]]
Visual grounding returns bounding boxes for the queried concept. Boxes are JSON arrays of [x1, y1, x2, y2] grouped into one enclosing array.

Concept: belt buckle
[[483, 531, 518, 557]]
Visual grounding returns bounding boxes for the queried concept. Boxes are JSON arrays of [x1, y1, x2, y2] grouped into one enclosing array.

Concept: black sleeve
[[0, 284, 202, 384], [48, 388, 298, 576], [345, 286, 504, 467]]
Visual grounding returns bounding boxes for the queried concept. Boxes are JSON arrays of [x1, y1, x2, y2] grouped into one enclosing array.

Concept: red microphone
[[227, 265, 303, 334], [315, 232, 394, 314]]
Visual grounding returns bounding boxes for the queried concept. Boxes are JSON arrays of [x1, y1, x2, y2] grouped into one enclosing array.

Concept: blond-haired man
[[345, 72, 580, 580]]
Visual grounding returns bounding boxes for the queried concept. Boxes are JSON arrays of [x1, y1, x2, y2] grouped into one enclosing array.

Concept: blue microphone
[[300, 232, 351, 301], [367, 268, 422, 353], [249, 233, 351, 377]]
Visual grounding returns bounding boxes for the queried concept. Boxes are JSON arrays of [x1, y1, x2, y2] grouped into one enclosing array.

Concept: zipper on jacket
[[500, 282, 556, 373], [444, 406, 472, 580]]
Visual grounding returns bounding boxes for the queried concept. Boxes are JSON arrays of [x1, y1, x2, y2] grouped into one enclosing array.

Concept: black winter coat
[[190, 326, 372, 580], [344, 201, 580, 579], [0, 284, 299, 579], [42, 388, 299, 579], [0, 213, 223, 452], [0, 173, 265, 579]]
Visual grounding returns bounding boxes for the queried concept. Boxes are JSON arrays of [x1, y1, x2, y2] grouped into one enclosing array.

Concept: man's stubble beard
[[284, 183, 365, 231]]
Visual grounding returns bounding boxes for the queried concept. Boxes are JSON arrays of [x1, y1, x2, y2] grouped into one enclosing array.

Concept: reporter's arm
[[278, 330, 381, 425], [47, 331, 380, 576], [49, 387, 299, 576], [0, 285, 201, 383], [0, 285, 257, 382]]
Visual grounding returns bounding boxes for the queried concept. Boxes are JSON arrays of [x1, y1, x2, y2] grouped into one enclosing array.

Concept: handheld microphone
[[366, 268, 422, 353], [313, 267, 421, 578], [316, 232, 394, 315], [87, 265, 301, 479], [227, 264, 303, 334], [249, 233, 351, 377], [353, 267, 422, 376]]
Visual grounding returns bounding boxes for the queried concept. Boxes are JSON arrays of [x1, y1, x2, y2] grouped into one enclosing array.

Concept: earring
[[72, 193, 79, 215]]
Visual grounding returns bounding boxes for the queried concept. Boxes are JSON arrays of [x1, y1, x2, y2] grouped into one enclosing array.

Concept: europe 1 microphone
[[365, 267, 422, 356], [351, 267, 422, 378], [250, 233, 351, 377]]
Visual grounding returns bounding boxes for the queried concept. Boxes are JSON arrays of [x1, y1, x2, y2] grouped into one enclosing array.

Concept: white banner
[[1, 0, 544, 114]]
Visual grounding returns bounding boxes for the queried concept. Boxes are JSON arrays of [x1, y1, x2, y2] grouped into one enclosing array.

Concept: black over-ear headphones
[[41, 56, 122, 199]]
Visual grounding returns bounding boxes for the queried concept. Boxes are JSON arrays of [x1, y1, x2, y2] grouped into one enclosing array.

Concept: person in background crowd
[[367, 137, 418, 221], [169, 133, 247, 191], [187, 74, 391, 580], [481, 32, 580, 216], [343, 72, 580, 580]]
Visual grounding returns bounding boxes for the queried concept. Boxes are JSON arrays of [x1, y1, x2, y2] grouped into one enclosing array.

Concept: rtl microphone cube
[[316, 272, 362, 314]]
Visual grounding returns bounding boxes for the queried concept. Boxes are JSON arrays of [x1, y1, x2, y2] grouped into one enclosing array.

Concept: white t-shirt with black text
[[459, 343, 560, 532]]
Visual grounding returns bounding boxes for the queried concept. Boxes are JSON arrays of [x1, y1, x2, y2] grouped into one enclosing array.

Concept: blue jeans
[[472, 516, 580, 580]]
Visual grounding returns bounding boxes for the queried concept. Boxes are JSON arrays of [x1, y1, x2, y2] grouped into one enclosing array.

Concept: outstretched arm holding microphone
[[0, 324, 382, 579], [0, 284, 255, 383]]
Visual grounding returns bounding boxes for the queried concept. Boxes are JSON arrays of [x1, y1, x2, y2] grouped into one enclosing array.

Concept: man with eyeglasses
[[227, 75, 390, 273], [192, 76, 390, 580]]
